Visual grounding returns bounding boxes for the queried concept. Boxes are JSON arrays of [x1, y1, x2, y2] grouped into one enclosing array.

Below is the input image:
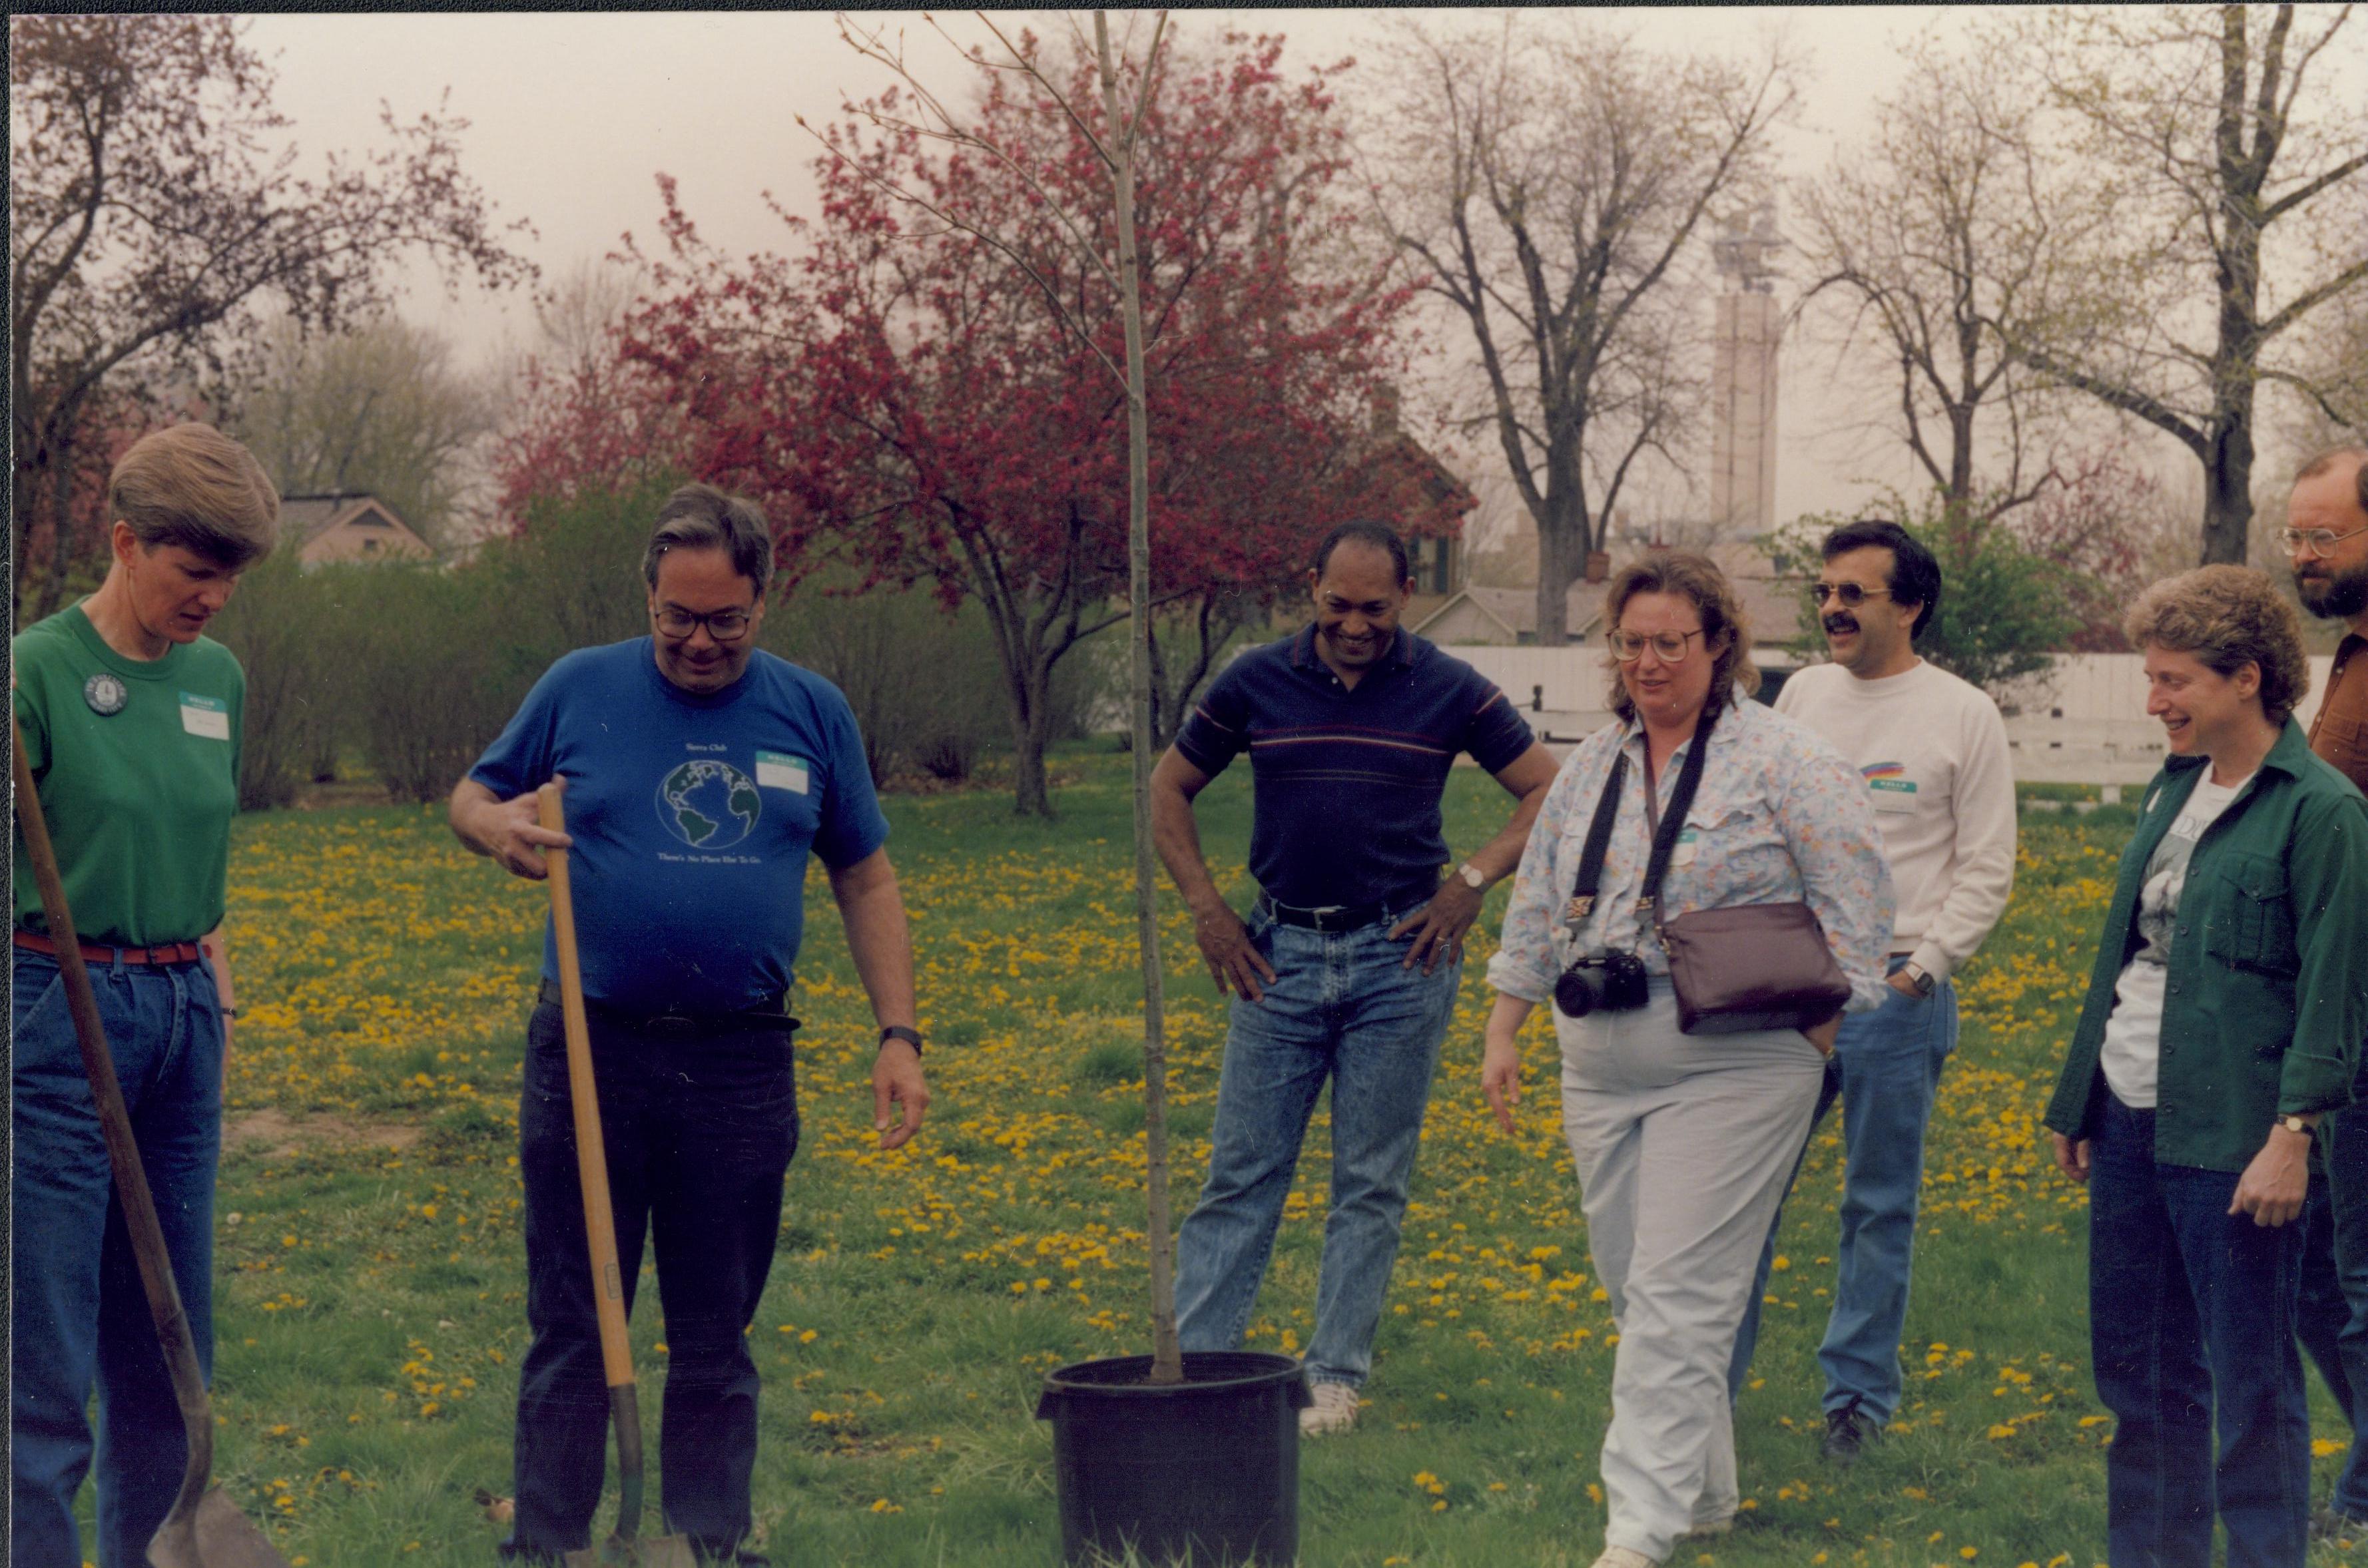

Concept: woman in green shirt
[[11, 424, 277, 1568], [2044, 565, 2368, 1565]]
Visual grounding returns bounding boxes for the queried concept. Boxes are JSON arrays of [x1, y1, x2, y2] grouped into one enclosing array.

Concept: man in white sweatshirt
[[1725, 518, 2018, 1465]]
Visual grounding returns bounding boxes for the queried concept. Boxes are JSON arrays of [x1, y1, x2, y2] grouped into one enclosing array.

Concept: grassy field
[[103, 748, 2361, 1565]]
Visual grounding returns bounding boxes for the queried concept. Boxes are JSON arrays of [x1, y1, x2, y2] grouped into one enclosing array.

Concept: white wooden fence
[[1443, 648, 2339, 788]]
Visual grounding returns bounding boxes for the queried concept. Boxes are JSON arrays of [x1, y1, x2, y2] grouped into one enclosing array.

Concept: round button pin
[[83, 672, 128, 716]]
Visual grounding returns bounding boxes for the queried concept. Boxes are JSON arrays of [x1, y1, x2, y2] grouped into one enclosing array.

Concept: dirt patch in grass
[[293, 778, 397, 810], [226, 1107, 421, 1156]]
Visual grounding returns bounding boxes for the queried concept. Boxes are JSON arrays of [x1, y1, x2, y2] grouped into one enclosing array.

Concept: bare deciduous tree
[[1994, 3, 2368, 564], [1794, 37, 2079, 519], [1364, 13, 1793, 641], [9, 13, 533, 612], [226, 316, 497, 551]]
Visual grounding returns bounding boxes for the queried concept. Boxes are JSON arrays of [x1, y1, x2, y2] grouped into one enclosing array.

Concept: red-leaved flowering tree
[[613, 28, 1458, 816]]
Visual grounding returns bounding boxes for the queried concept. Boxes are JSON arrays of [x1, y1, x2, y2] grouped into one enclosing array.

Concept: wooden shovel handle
[[538, 781, 637, 1393], [11, 714, 218, 1521]]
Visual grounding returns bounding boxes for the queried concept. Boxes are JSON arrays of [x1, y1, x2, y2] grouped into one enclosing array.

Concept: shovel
[[11, 717, 292, 1568], [537, 781, 699, 1568]]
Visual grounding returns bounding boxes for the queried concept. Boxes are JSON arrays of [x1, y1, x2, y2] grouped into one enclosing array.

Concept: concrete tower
[[1709, 204, 1783, 539]]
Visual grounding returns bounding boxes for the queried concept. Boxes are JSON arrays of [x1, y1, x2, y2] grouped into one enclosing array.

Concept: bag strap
[[1563, 698, 1721, 935], [1643, 698, 1719, 940], [1562, 751, 1629, 931]]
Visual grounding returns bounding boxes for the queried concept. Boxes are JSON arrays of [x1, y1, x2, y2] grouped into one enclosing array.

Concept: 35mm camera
[[1554, 949, 1650, 1018]]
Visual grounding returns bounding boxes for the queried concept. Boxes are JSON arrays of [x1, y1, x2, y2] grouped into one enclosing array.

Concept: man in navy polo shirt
[[449, 483, 928, 1565], [1151, 519, 1556, 1435]]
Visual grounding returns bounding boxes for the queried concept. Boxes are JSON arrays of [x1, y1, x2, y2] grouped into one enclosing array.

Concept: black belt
[[1255, 895, 1401, 933], [535, 979, 796, 1035]]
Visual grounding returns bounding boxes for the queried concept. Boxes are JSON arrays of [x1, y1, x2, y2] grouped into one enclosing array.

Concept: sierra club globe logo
[[656, 759, 762, 849]]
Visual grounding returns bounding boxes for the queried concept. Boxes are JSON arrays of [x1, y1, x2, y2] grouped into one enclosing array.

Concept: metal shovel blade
[[563, 1535, 700, 1568], [147, 1486, 294, 1568]]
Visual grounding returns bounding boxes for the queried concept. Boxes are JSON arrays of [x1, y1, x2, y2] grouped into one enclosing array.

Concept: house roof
[[1411, 539, 1805, 649], [278, 493, 422, 549], [1411, 583, 1607, 641], [1695, 539, 1809, 650]]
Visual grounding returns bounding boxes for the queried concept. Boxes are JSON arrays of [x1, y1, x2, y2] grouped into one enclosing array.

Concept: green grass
[[75, 746, 2365, 1565]]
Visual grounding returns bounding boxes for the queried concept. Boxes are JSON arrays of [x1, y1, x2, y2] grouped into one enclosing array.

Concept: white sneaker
[[1676, 1513, 1734, 1539], [1299, 1379, 1360, 1436], [1589, 1547, 1660, 1568]]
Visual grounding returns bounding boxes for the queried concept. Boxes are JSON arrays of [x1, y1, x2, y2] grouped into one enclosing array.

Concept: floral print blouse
[[1486, 694, 1897, 1016]]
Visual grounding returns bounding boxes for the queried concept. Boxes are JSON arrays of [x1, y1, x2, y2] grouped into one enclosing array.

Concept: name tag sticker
[[179, 692, 230, 740], [1864, 762, 1918, 814], [1671, 826, 1701, 868], [755, 750, 810, 794]]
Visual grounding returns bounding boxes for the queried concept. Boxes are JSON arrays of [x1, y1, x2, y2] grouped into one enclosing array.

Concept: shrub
[[489, 473, 675, 674], [345, 564, 528, 804], [762, 576, 1010, 783], [208, 548, 350, 810]]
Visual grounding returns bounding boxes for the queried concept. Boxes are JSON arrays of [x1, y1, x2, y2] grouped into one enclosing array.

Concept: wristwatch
[[1900, 961, 1936, 997], [880, 1025, 924, 1056], [1457, 862, 1488, 892], [2277, 1115, 2315, 1139]]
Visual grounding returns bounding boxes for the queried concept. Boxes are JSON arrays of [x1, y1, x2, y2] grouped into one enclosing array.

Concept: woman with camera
[[2042, 566, 2368, 1565], [1481, 551, 1894, 1568]]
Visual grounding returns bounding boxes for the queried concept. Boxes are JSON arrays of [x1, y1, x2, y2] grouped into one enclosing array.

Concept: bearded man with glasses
[[447, 483, 928, 1565], [1723, 518, 2018, 1468], [2275, 447, 2368, 1541]]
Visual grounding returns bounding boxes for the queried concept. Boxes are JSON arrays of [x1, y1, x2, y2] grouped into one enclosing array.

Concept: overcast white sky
[[235, 8, 2323, 532]]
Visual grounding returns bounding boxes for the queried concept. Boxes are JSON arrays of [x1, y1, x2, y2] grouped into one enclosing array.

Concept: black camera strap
[[1562, 700, 1721, 937]]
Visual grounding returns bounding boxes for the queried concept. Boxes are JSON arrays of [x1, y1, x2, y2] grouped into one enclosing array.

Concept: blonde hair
[[2124, 565, 2310, 724], [108, 423, 280, 569], [1602, 550, 1760, 722]]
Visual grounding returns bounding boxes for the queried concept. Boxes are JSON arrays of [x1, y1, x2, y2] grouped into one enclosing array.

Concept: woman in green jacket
[[2044, 565, 2368, 1567]]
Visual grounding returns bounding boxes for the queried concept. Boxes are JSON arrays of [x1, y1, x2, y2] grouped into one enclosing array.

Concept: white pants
[[1558, 979, 1825, 1562]]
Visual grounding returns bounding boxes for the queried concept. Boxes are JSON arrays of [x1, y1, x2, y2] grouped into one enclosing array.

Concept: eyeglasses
[[1809, 582, 1895, 607], [2279, 525, 2368, 559], [1606, 628, 1704, 663], [655, 605, 754, 641]]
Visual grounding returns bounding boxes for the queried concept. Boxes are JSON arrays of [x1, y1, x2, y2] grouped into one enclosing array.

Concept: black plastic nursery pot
[[1036, 1350, 1311, 1567]]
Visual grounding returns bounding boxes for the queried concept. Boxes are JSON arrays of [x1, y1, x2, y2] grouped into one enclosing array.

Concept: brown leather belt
[[13, 929, 205, 967]]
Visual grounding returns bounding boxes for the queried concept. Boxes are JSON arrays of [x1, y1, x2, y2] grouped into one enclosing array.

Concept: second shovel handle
[[538, 781, 637, 1392]]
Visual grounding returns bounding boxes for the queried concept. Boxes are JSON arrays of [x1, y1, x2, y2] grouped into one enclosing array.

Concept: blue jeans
[[1727, 965, 1954, 1420], [11, 949, 224, 1568], [2090, 1093, 2309, 1567], [503, 999, 798, 1563], [2308, 1095, 2368, 1518], [2295, 1166, 2354, 1428], [1173, 902, 1460, 1388]]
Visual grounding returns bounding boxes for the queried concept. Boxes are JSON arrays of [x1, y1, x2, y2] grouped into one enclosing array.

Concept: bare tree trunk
[[1098, 8, 1182, 1385], [2202, 409, 2256, 565], [1534, 488, 1589, 645], [1006, 657, 1057, 819]]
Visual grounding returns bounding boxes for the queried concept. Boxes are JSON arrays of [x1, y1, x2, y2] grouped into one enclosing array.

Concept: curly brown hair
[[2124, 565, 2311, 724], [1602, 550, 1760, 724]]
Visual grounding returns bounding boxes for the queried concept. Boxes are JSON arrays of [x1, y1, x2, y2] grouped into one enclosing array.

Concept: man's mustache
[[1823, 616, 1859, 636]]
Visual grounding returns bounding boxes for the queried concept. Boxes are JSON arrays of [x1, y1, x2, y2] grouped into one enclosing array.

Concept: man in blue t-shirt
[[1149, 520, 1557, 1436], [449, 484, 928, 1566]]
